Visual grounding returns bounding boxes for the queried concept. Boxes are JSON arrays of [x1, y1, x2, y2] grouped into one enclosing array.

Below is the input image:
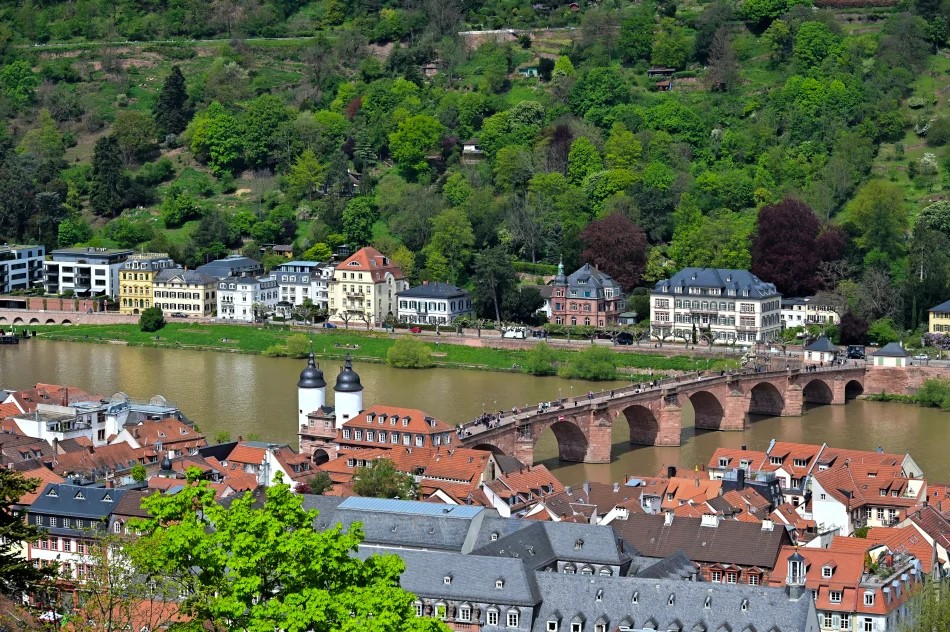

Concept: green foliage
[[284, 334, 312, 359], [794, 22, 841, 71], [139, 307, 166, 333], [388, 114, 444, 178], [352, 458, 419, 499], [301, 242, 333, 262], [90, 136, 124, 217], [867, 317, 902, 345], [557, 346, 618, 380], [386, 337, 435, 369], [161, 190, 203, 228], [523, 341, 557, 376], [845, 180, 909, 257], [652, 18, 691, 69], [286, 149, 326, 201], [0, 61, 38, 110], [130, 463, 148, 483], [619, 8, 655, 64], [131, 471, 442, 632], [154, 65, 190, 136], [914, 378, 950, 409], [342, 197, 378, 246], [113, 110, 157, 165], [567, 137, 603, 185], [605, 123, 642, 169], [1, 468, 54, 594], [186, 102, 243, 175], [58, 216, 93, 247], [298, 471, 334, 495], [214, 431, 232, 444]]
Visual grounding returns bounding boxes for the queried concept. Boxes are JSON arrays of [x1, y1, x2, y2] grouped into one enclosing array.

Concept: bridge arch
[[622, 405, 660, 445], [748, 382, 785, 417], [689, 391, 725, 430], [471, 443, 506, 457], [845, 380, 864, 401], [12, 317, 23, 324], [0, 316, 6, 323], [803, 379, 833, 405], [28, 318, 39, 325], [61, 319, 72, 325], [540, 420, 589, 462], [45, 319, 56, 324]]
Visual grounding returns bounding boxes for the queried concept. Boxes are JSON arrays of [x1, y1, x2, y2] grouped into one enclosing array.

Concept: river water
[[4, 340, 949, 485]]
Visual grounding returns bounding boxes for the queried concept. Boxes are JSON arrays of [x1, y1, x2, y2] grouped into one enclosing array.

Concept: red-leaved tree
[[580, 212, 648, 291], [751, 199, 823, 296]]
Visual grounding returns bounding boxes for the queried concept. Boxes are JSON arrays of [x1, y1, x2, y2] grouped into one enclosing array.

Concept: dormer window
[[74, 491, 85, 500], [668, 594, 675, 606], [704, 596, 711, 609], [103, 494, 113, 502], [822, 565, 833, 578], [864, 592, 875, 606], [47, 488, 58, 497], [770, 456, 782, 465], [490, 532, 499, 541], [443, 575, 452, 585], [574, 538, 584, 550], [793, 459, 807, 467], [741, 599, 749, 612], [496, 579, 505, 589], [547, 622, 559, 632], [632, 591, 639, 604]]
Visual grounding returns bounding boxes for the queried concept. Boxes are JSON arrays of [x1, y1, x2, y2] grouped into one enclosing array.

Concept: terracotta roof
[[16, 467, 65, 506], [922, 483, 950, 513], [50, 443, 157, 477], [336, 246, 405, 282], [660, 476, 722, 509], [226, 443, 267, 466], [721, 487, 772, 516], [866, 526, 937, 573], [125, 418, 206, 450], [484, 464, 564, 510], [0, 402, 21, 418], [707, 447, 767, 471], [6, 384, 101, 413], [343, 405, 453, 435], [270, 445, 313, 481], [813, 462, 924, 512], [771, 502, 817, 532], [319, 446, 490, 487], [420, 480, 489, 506]]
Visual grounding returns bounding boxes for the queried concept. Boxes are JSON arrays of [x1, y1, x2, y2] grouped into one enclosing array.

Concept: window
[[741, 599, 748, 612], [632, 592, 639, 604], [770, 456, 783, 465], [793, 459, 807, 467], [748, 575, 759, 586], [830, 591, 842, 603], [114, 522, 121, 533], [824, 613, 833, 628], [488, 610, 499, 626], [458, 606, 472, 622], [571, 624, 581, 632], [718, 458, 728, 467], [496, 579, 505, 589], [820, 493, 827, 500], [507, 610, 519, 628], [711, 571, 722, 583], [443, 575, 452, 585], [547, 622, 558, 632], [342, 429, 351, 439], [841, 614, 851, 630], [668, 594, 675, 606], [414, 602, 423, 617], [50, 517, 57, 528], [704, 597, 711, 609], [726, 572, 737, 584], [863, 618, 873, 632], [822, 566, 833, 578], [864, 592, 875, 606], [435, 604, 446, 620]]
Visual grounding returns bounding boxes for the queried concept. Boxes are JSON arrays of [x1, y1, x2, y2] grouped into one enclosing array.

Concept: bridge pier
[[656, 400, 682, 446], [585, 409, 613, 464], [782, 384, 804, 416], [831, 378, 847, 405], [514, 435, 534, 466], [721, 391, 749, 431]]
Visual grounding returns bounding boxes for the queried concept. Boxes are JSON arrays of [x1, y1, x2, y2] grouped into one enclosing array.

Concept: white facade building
[[216, 275, 279, 322], [11, 401, 130, 447], [274, 261, 334, 317], [650, 268, 783, 345], [43, 248, 133, 298], [396, 282, 473, 325], [0, 244, 45, 293], [781, 297, 841, 328]]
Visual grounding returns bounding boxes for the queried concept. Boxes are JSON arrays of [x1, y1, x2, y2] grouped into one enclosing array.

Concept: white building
[[216, 275, 279, 322], [871, 342, 911, 367], [0, 244, 45, 293], [396, 282, 473, 325], [803, 336, 839, 364], [781, 297, 841, 328], [43, 248, 133, 298], [11, 401, 130, 447], [274, 261, 334, 317], [650, 268, 783, 345]]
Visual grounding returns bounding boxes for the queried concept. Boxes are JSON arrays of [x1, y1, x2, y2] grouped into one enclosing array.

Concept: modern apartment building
[[650, 268, 783, 345], [152, 268, 218, 317], [328, 247, 407, 326], [217, 275, 279, 322], [118, 252, 177, 315], [274, 260, 334, 317], [781, 297, 841, 328], [44, 248, 133, 298], [0, 244, 45, 293]]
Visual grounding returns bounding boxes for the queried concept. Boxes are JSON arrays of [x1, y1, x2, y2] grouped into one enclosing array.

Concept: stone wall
[[864, 365, 946, 395]]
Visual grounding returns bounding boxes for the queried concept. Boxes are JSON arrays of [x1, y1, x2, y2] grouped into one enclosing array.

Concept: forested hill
[[0, 0, 947, 341]]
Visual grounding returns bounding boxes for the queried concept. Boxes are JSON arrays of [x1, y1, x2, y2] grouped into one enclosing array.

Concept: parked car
[[502, 327, 527, 339], [913, 353, 929, 361], [617, 332, 634, 345], [170, 312, 187, 318], [323, 322, 337, 329], [410, 326, 422, 333], [846, 345, 866, 360]]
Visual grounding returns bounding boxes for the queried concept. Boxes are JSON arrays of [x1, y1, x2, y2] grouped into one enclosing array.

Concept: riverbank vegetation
[[34, 323, 731, 379], [0, 0, 946, 349], [386, 337, 435, 368], [866, 378, 950, 408]]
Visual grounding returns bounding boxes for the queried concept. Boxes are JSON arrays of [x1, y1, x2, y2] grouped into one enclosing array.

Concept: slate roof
[[928, 299, 950, 313], [356, 547, 542, 607], [873, 342, 910, 357], [532, 571, 814, 632], [195, 255, 263, 279], [29, 483, 127, 520], [472, 520, 634, 568], [804, 335, 838, 352], [632, 551, 698, 580], [611, 514, 790, 570], [557, 263, 622, 297], [654, 267, 780, 299], [397, 282, 469, 299], [153, 268, 216, 286]]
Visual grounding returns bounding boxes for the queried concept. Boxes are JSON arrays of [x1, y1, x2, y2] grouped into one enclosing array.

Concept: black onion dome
[[160, 455, 172, 472], [334, 353, 363, 393], [298, 352, 326, 389]]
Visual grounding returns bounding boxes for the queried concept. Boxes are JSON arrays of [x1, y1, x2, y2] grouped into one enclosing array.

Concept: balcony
[[345, 291, 365, 300], [737, 325, 759, 332]]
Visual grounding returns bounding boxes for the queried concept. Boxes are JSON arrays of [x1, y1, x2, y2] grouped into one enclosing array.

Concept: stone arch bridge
[[459, 367, 867, 465]]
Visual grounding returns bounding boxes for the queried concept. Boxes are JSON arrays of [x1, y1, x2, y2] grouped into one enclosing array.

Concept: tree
[[604, 123, 642, 169], [427, 208, 475, 283], [751, 199, 822, 296], [139, 307, 166, 332], [915, 201, 950, 239], [58, 215, 93, 247], [618, 7, 655, 64], [342, 197, 377, 246], [388, 114, 444, 178], [868, 317, 902, 345], [844, 180, 909, 258], [706, 27, 740, 91], [794, 22, 841, 71], [113, 110, 157, 165], [239, 94, 291, 169], [839, 311, 869, 345], [473, 246, 517, 325], [652, 18, 691, 69], [0, 60, 38, 110], [1, 469, 53, 594], [567, 137, 603, 185], [695, 1, 735, 63], [0, 157, 35, 243], [214, 431, 232, 444], [387, 337, 435, 368], [17, 109, 64, 165], [186, 101, 244, 175], [295, 471, 334, 495], [131, 470, 442, 632], [557, 346, 617, 380], [742, 0, 789, 26], [523, 341, 557, 376], [90, 135, 125, 217], [668, 195, 754, 270], [286, 149, 326, 201], [580, 213, 648, 292], [154, 65, 190, 136], [130, 463, 148, 483], [352, 458, 418, 499], [292, 298, 322, 325]]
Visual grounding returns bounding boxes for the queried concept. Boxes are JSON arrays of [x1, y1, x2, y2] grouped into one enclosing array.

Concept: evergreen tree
[[153, 65, 190, 136], [90, 135, 124, 217], [1, 469, 53, 594]]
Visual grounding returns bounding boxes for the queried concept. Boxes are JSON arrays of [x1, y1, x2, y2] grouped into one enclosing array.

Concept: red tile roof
[[17, 468, 65, 506], [226, 444, 267, 466], [49, 443, 157, 477], [125, 418, 206, 451], [813, 462, 924, 513], [865, 526, 937, 574], [7, 384, 101, 413], [343, 405, 452, 435], [336, 247, 405, 282]]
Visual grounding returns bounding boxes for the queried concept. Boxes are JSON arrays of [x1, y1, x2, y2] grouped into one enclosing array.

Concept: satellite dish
[[149, 395, 168, 407], [109, 392, 129, 404]]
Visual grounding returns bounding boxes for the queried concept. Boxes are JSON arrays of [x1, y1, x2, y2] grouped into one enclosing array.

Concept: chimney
[[664, 511, 674, 526], [761, 519, 774, 531], [52, 437, 59, 454], [583, 481, 590, 495], [667, 465, 676, 479], [700, 513, 721, 528], [737, 468, 746, 490], [613, 482, 620, 493], [741, 444, 747, 451]]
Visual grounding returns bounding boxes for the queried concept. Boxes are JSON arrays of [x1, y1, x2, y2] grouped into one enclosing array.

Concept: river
[[4, 340, 949, 485]]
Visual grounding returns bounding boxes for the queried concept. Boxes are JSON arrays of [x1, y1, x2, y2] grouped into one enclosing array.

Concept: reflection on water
[[3, 340, 949, 485]]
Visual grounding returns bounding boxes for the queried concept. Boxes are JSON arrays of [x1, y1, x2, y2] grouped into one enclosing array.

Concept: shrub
[[139, 307, 165, 332], [915, 378, 950, 409], [386, 337, 435, 368], [284, 334, 311, 359], [557, 346, 617, 380], [523, 342, 557, 376]]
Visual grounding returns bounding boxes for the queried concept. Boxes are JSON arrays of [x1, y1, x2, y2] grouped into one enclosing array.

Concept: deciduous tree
[[751, 199, 822, 296], [580, 213, 648, 291], [352, 458, 419, 499]]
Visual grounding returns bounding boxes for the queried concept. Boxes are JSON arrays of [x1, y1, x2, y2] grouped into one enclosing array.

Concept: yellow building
[[928, 299, 950, 334], [153, 268, 218, 317], [328, 246, 408, 326], [118, 253, 177, 315]]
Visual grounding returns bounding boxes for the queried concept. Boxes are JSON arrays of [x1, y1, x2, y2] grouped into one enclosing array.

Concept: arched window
[[599, 567, 612, 576], [581, 565, 594, 576], [571, 317, 577, 326], [563, 563, 576, 574]]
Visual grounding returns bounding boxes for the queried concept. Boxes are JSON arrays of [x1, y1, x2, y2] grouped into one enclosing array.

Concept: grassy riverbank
[[33, 323, 734, 378]]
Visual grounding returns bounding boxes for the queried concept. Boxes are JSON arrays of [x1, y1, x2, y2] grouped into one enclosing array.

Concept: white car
[[913, 354, 929, 360]]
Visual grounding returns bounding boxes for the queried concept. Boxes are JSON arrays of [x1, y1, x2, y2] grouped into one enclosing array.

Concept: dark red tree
[[751, 198, 822, 296], [580, 212, 648, 291], [815, 225, 847, 263], [839, 311, 869, 345]]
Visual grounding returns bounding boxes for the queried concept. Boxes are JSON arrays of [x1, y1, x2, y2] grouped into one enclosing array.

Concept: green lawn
[[35, 323, 734, 378]]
